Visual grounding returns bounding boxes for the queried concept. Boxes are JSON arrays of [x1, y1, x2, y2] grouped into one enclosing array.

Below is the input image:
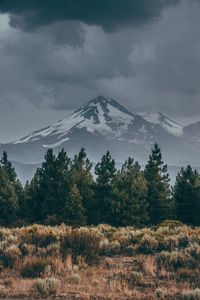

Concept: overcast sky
[[0, 0, 200, 142]]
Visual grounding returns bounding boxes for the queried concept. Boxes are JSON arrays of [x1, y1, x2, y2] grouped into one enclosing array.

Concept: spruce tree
[[0, 151, 26, 222], [0, 167, 19, 226], [174, 166, 200, 225], [63, 184, 86, 226], [0, 151, 17, 183], [144, 143, 172, 225], [26, 148, 87, 225], [112, 158, 148, 226], [70, 147, 93, 224], [94, 151, 116, 224], [26, 149, 58, 222]]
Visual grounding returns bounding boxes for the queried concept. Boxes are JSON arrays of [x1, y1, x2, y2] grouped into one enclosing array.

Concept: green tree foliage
[[0, 151, 26, 222], [0, 166, 19, 225], [63, 184, 86, 226], [144, 143, 173, 225], [70, 147, 94, 224], [26, 148, 86, 225], [0, 151, 17, 183], [174, 166, 200, 226], [112, 158, 148, 226], [94, 151, 116, 224]]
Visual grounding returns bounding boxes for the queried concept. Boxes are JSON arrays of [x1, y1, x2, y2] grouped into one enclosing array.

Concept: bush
[[158, 220, 184, 228], [177, 268, 197, 282], [0, 244, 21, 268], [36, 278, 60, 296], [127, 271, 143, 287], [185, 244, 200, 260], [68, 273, 80, 285], [162, 236, 179, 251], [157, 251, 195, 270], [181, 288, 200, 300], [137, 235, 158, 254], [60, 228, 101, 262], [21, 256, 56, 278], [154, 288, 164, 299], [99, 239, 121, 256]]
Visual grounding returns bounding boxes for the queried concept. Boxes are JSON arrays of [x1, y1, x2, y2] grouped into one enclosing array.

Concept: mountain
[[1, 95, 200, 182], [184, 121, 200, 143], [139, 112, 183, 137]]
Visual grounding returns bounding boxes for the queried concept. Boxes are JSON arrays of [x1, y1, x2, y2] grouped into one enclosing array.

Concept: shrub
[[154, 288, 164, 299], [178, 233, 191, 249], [99, 239, 121, 256], [127, 271, 143, 287], [104, 257, 113, 269], [0, 284, 7, 297], [46, 243, 60, 256], [181, 288, 200, 300], [91, 279, 99, 287], [185, 244, 200, 260], [0, 245, 21, 268], [21, 256, 56, 278], [162, 236, 179, 251], [20, 225, 59, 247], [60, 228, 101, 262], [137, 235, 158, 254], [157, 251, 195, 270], [68, 273, 80, 285], [158, 220, 184, 228], [36, 278, 60, 296], [177, 268, 197, 282]]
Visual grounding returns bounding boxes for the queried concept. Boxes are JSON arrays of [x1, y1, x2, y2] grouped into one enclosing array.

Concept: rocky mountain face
[[1, 95, 200, 181]]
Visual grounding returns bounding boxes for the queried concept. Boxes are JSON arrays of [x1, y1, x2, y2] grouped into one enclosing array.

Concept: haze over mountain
[[1, 95, 200, 183]]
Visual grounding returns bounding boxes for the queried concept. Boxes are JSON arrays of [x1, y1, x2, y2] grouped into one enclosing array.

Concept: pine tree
[[174, 165, 200, 225], [63, 184, 86, 226], [26, 148, 87, 225], [94, 151, 116, 224], [0, 151, 17, 183], [26, 149, 58, 222], [112, 158, 148, 226], [25, 168, 44, 222], [70, 147, 93, 224], [0, 167, 19, 226], [144, 143, 173, 225], [0, 151, 26, 222]]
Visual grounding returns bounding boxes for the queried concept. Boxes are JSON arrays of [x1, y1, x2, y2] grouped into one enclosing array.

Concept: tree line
[[0, 144, 199, 227]]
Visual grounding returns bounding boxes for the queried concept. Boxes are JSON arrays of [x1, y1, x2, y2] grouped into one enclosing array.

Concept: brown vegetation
[[0, 221, 200, 299]]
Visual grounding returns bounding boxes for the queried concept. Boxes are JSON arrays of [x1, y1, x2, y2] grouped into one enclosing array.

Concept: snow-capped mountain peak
[[3, 95, 200, 167], [140, 111, 183, 137], [13, 96, 137, 147]]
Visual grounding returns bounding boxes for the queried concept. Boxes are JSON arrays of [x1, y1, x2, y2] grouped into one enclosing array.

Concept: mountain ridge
[[1, 95, 200, 170]]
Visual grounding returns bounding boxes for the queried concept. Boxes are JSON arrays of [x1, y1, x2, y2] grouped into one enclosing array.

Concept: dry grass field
[[0, 221, 200, 299]]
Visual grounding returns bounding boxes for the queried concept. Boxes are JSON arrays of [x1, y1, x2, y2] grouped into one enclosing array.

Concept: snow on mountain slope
[[11, 96, 186, 152], [13, 96, 141, 148], [184, 121, 200, 142], [140, 112, 183, 137], [4, 95, 198, 168]]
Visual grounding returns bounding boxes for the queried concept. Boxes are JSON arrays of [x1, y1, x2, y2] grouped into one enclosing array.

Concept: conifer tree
[[94, 151, 116, 224], [174, 165, 200, 225], [63, 184, 86, 226], [70, 147, 93, 224], [26, 148, 87, 225], [0, 167, 19, 226], [144, 143, 173, 225], [0, 151, 17, 183], [0, 151, 26, 221], [112, 158, 148, 226]]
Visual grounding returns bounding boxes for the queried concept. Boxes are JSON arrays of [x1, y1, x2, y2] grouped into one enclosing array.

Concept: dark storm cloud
[[0, 0, 200, 142], [0, 0, 179, 32]]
